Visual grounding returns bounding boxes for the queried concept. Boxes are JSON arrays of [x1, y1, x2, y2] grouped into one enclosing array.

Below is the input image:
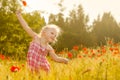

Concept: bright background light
[[25, 0, 120, 25]]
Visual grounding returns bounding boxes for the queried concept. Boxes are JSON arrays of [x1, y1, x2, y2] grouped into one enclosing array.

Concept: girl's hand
[[16, 10, 21, 16], [63, 58, 69, 64]]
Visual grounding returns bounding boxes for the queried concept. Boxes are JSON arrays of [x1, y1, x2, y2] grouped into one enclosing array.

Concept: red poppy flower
[[73, 46, 79, 51], [83, 47, 87, 51], [68, 52, 73, 58], [10, 66, 20, 72], [0, 54, 5, 60], [22, 0, 27, 6]]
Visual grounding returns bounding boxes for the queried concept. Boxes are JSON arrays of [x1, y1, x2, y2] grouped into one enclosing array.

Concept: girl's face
[[43, 28, 57, 43]]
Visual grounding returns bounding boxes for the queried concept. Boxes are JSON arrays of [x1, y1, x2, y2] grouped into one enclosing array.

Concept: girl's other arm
[[16, 10, 36, 38], [48, 45, 69, 64]]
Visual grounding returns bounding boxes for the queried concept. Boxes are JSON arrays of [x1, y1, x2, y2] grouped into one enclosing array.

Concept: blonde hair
[[39, 24, 61, 42]]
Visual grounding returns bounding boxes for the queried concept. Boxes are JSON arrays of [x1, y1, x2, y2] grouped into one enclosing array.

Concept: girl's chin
[[48, 39, 54, 43]]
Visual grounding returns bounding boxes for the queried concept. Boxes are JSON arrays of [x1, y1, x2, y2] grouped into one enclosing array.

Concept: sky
[[24, 0, 120, 25]]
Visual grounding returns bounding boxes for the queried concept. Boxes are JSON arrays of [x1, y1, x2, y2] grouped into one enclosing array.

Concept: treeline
[[0, 0, 120, 58]]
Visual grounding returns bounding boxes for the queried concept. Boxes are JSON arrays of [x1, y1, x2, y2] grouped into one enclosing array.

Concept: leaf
[[0, 36, 7, 41]]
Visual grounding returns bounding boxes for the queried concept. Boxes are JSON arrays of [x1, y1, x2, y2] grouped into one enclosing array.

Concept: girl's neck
[[39, 37, 48, 46]]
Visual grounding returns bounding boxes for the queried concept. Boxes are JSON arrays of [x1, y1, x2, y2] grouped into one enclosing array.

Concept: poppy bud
[[22, 0, 27, 6]]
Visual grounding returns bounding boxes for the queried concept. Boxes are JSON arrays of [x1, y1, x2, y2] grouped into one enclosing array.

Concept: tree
[[92, 12, 120, 45], [48, 4, 93, 51], [0, 0, 45, 59], [59, 5, 93, 49]]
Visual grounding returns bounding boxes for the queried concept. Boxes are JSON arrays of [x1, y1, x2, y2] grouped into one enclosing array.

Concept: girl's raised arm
[[16, 10, 37, 38]]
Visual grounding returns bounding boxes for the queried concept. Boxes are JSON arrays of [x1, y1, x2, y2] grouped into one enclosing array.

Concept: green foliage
[[23, 11, 46, 33], [0, 0, 45, 59], [49, 5, 94, 51]]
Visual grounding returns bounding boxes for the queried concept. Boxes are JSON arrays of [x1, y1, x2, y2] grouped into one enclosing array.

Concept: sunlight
[[24, 0, 120, 25]]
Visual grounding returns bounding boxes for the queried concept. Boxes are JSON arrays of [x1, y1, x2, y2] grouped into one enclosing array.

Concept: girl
[[16, 10, 69, 73]]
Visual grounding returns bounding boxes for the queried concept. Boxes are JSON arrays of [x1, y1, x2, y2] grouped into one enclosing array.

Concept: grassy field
[[1, 41, 120, 80]]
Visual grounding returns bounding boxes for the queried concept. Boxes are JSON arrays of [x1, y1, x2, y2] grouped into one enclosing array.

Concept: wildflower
[[10, 66, 20, 72], [78, 55, 82, 58], [91, 52, 95, 56], [73, 46, 79, 51], [97, 49, 100, 52], [68, 52, 73, 59], [113, 43, 119, 47], [114, 47, 119, 51], [77, 54, 82, 58], [112, 51, 119, 55], [59, 51, 64, 54], [109, 47, 113, 52], [101, 49, 106, 53], [97, 53, 102, 57], [83, 47, 87, 51], [22, 0, 27, 6], [90, 49, 94, 53], [108, 40, 113, 45], [0, 54, 5, 60], [84, 51, 88, 54], [22, 64, 24, 67]]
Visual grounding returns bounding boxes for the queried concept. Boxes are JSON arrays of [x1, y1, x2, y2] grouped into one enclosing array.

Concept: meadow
[[0, 40, 120, 80]]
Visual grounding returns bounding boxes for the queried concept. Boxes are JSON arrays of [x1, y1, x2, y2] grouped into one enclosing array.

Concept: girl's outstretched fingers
[[16, 10, 20, 15], [15, 9, 22, 15], [64, 58, 69, 64]]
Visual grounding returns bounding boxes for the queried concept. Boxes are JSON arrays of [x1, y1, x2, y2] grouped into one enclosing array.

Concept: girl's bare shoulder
[[47, 45, 54, 52], [32, 34, 40, 43]]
